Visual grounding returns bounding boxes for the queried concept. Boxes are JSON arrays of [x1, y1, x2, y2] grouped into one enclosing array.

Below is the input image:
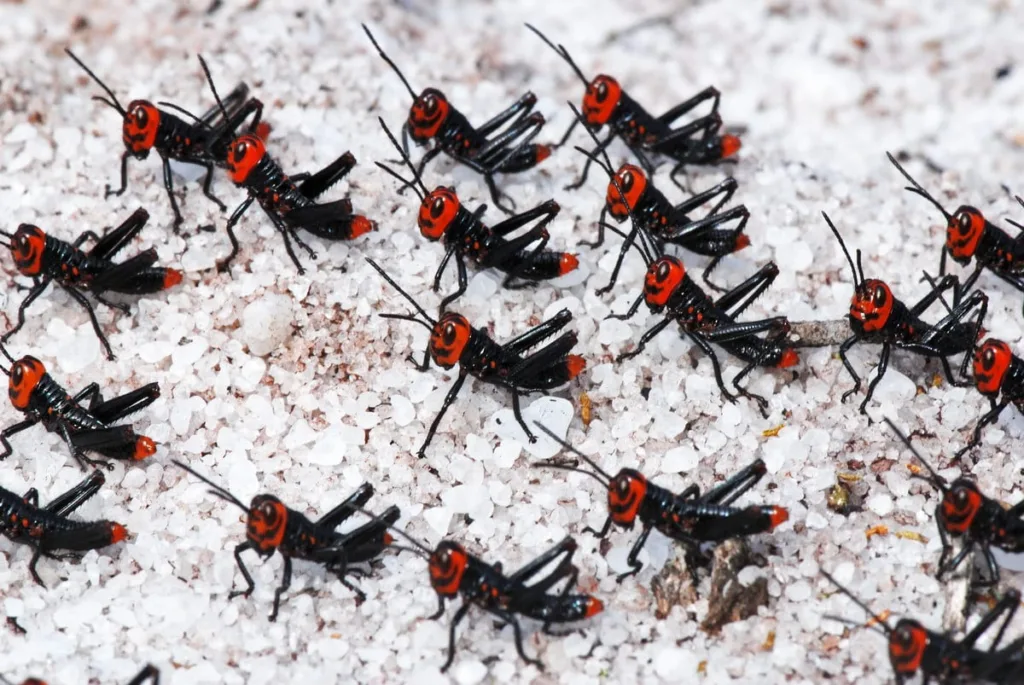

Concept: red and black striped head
[[225, 134, 267, 185], [938, 480, 983, 537], [122, 100, 161, 158], [945, 206, 986, 262], [418, 187, 461, 240], [973, 338, 1013, 397], [407, 88, 450, 144], [607, 468, 647, 527], [849, 279, 895, 333], [644, 257, 687, 310], [822, 212, 895, 333], [8, 356, 46, 411], [606, 164, 647, 221], [428, 540, 468, 597], [889, 619, 929, 678], [429, 313, 472, 369], [582, 75, 622, 128], [4, 224, 47, 277], [246, 494, 288, 556], [886, 152, 989, 265]]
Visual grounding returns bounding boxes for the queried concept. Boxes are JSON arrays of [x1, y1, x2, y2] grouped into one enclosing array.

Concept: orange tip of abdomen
[[163, 269, 183, 289], [559, 253, 579, 275], [536, 144, 552, 163], [585, 597, 604, 618], [778, 349, 799, 368], [734, 233, 751, 251], [567, 355, 586, 379], [109, 522, 129, 544], [721, 134, 741, 159], [134, 436, 157, 460], [769, 506, 789, 530], [350, 216, 376, 239]]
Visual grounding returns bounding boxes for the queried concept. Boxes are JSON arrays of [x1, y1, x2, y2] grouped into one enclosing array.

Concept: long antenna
[[375, 117, 428, 201], [65, 48, 127, 116], [0, 342, 12, 376], [362, 25, 418, 101], [532, 421, 613, 487], [173, 459, 249, 513], [569, 101, 658, 265], [365, 258, 437, 330], [821, 212, 862, 290], [197, 54, 231, 122], [886, 151, 952, 221], [524, 24, 589, 86], [883, 417, 949, 494], [821, 570, 894, 636]]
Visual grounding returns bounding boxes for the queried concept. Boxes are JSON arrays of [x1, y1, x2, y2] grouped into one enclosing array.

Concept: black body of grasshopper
[[367, 258, 585, 457], [364, 25, 551, 214], [535, 424, 787, 581], [2, 208, 182, 359], [66, 49, 265, 231], [0, 469, 127, 587], [175, 461, 399, 622], [823, 212, 988, 415], [0, 348, 159, 469]]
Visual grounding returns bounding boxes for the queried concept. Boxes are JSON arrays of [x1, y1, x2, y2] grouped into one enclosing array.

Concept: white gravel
[[2, 0, 1024, 683]]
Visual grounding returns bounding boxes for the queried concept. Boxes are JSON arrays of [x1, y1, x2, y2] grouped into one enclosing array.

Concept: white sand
[[2, 0, 1024, 683]]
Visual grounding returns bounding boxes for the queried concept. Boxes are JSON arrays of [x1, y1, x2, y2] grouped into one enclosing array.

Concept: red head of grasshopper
[[973, 338, 1013, 397], [2, 225, 47, 276], [65, 49, 161, 159], [173, 461, 289, 557], [822, 212, 896, 334], [367, 258, 475, 370]]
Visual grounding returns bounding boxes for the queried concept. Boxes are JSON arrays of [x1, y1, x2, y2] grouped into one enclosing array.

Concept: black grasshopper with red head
[[6, 665, 159, 685], [535, 423, 788, 581], [174, 460, 399, 622], [0, 347, 159, 470], [375, 116, 578, 320], [382, 522, 602, 672], [575, 116, 750, 294], [367, 258, 585, 457], [600, 181, 797, 414], [889, 152, 1024, 315], [526, 24, 741, 191], [0, 469, 127, 587], [199, 58, 375, 274], [65, 49, 267, 232], [575, 110, 796, 414], [823, 570, 1024, 684], [886, 418, 1024, 587], [955, 338, 1024, 460], [823, 212, 989, 416], [2, 207, 182, 360], [363, 25, 551, 215]]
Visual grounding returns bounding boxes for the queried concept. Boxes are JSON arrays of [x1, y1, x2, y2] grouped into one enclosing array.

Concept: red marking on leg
[[255, 122, 272, 142], [559, 253, 579, 275], [134, 436, 157, 460], [350, 216, 376, 239], [721, 134, 741, 159], [163, 269, 183, 289], [777, 349, 799, 368], [567, 355, 586, 379]]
